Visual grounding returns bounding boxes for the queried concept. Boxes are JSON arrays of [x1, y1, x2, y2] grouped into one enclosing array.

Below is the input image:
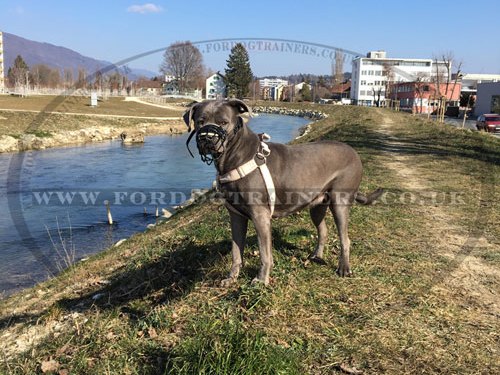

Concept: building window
[[361, 80, 366, 85]]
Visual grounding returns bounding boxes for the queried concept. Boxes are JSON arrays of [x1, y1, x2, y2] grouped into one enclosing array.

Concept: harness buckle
[[255, 152, 266, 166]]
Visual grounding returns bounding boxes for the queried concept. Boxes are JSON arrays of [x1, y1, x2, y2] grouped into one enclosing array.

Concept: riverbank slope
[[1, 104, 499, 374], [0, 95, 185, 152]]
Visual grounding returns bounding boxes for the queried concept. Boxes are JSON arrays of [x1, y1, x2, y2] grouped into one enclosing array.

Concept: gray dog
[[184, 99, 382, 286]]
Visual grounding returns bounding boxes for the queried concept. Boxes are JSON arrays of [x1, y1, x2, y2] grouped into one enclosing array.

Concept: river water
[[0, 114, 309, 296]]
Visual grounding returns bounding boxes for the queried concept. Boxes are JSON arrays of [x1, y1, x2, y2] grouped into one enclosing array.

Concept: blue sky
[[1, 0, 499, 76]]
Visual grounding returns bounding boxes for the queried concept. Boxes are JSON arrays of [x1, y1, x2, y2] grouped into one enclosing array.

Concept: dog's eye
[[197, 120, 205, 126], [219, 121, 228, 126]]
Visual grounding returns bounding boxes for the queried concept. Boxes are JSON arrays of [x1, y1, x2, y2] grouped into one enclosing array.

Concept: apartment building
[[206, 72, 226, 100], [259, 78, 288, 88], [351, 51, 451, 106]]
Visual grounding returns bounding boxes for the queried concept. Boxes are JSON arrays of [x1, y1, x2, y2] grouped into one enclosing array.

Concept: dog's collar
[[217, 133, 276, 217]]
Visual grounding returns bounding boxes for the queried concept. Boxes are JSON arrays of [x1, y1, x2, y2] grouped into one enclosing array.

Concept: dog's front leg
[[221, 211, 248, 287], [252, 213, 273, 285]]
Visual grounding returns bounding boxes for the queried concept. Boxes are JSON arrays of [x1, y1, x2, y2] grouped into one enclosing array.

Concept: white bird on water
[[104, 200, 113, 225]]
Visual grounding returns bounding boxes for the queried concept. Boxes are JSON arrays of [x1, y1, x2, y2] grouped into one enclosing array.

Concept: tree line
[[6, 55, 132, 94], [160, 41, 254, 98], [159, 41, 350, 101], [8, 42, 350, 101]]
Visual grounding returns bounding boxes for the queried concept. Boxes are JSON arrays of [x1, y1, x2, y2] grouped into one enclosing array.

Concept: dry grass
[[0, 95, 184, 117], [0, 105, 498, 374], [0, 95, 188, 138]]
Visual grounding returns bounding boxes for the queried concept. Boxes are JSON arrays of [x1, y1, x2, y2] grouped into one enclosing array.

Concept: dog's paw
[[336, 265, 353, 277], [251, 277, 269, 286], [220, 277, 236, 288], [308, 255, 327, 265]]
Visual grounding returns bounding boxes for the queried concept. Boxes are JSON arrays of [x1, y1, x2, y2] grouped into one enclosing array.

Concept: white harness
[[217, 133, 276, 217]]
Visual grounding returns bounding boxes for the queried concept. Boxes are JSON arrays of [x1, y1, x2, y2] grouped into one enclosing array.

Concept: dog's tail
[[355, 188, 384, 205]]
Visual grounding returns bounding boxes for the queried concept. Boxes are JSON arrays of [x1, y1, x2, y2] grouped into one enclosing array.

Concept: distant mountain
[[2, 32, 157, 79]]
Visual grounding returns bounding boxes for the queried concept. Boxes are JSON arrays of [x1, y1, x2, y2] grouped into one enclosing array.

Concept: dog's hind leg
[[308, 204, 329, 265], [330, 198, 353, 277], [221, 211, 248, 287]]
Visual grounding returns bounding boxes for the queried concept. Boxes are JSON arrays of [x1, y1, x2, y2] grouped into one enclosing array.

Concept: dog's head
[[183, 99, 251, 133], [183, 99, 251, 163]]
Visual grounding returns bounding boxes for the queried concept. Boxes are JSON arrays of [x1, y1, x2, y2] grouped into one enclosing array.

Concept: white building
[[259, 78, 288, 88], [351, 51, 451, 106], [459, 73, 500, 93], [474, 82, 500, 116], [206, 72, 226, 100], [164, 74, 176, 83], [259, 78, 289, 100]]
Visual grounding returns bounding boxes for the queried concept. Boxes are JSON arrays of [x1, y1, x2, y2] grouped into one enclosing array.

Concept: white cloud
[[127, 3, 163, 14]]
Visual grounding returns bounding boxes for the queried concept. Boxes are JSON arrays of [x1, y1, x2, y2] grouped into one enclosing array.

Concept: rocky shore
[[0, 121, 185, 153], [252, 106, 328, 120]]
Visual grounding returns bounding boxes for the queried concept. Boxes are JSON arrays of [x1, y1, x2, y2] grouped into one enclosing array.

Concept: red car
[[476, 114, 500, 133]]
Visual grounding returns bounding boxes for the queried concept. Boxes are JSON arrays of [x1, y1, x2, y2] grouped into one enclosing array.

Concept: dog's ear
[[227, 99, 252, 116], [183, 101, 200, 132]]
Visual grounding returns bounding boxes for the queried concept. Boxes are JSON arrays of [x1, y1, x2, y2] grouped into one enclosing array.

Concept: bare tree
[[94, 70, 103, 92], [450, 60, 463, 107], [76, 68, 87, 90], [48, 69, 61, 88], [383, 63, 395, 108], [31, 64, 61, 89], [432, 52, 454, 122], [108, 71, 122, 95], [371, 87, 382, 107], [160, 41, 204, 93], [441, 52, 454, 98], [64, 68, 73, 90]]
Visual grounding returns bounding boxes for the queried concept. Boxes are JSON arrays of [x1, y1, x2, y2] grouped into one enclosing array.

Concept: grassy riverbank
[[0, 95, 186, 152], [1, 105, 499, 374], [0, 95, 184, 118], [0, 95, 185, 135]]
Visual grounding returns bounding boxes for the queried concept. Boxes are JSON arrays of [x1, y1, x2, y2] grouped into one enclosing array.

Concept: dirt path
[[375, 110, 499, 317], [124, 96, 186, 112]]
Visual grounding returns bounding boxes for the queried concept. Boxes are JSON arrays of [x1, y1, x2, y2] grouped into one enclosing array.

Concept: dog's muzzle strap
[[186, 129, 196, 158]]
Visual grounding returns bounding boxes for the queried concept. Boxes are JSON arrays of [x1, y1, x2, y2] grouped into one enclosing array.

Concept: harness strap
[[218, 133, 276, 217], [218, 158, 259, 184], [258, 163, 276, 216]]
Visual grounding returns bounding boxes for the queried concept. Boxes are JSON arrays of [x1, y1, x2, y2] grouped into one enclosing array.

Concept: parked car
[[476, 114, 500, 133]]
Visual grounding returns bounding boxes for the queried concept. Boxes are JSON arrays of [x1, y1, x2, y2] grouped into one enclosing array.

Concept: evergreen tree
[[224, 43, 253, 99], [300, 83, 312, 102], [7, 55, 29, 87]]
